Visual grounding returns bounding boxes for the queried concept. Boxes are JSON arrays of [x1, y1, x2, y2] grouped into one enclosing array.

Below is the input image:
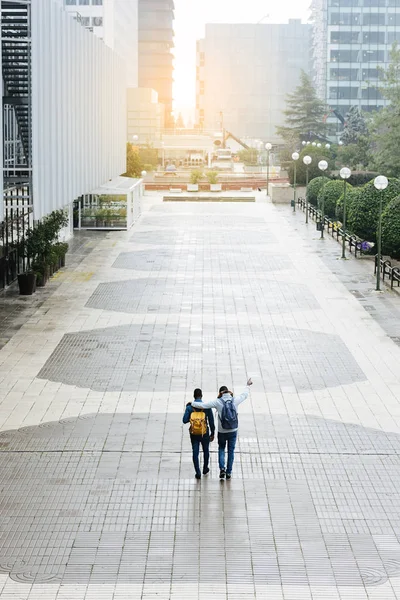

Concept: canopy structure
[[74, 176, 143, 231]]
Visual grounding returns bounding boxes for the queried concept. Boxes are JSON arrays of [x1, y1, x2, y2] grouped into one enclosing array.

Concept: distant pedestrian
[[192, 378, 253, 480], [183, 388, 215, 479]]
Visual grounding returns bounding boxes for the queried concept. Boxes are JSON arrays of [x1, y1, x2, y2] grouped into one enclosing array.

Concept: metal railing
[[375, 256, 400, 290], [297, 197, 400, 291]]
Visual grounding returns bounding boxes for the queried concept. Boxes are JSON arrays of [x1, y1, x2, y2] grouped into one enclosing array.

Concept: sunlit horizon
[[172, 0, 311, 124]]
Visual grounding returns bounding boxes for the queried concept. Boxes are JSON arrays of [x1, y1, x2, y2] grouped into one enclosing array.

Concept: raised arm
[[234, 378, 253, 406], [192, 398, 219, 410]]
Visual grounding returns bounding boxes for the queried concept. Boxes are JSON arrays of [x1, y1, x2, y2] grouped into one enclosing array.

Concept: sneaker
[[195, 473, 201, 480], [203, 468, 210, 476], [226, 473, 231, 480], [219, 469, 226, 480]]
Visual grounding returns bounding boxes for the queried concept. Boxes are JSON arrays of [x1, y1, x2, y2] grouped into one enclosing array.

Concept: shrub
[[348, 177, 400, 242], [317, 180, 352, 219], [307, 176, 328, 206], [381, 196, 400, 258], [335, 187, 362, 222], [190, 169, 203, 184], [207, 171, 219, 184], [287, 146, 331, 185]]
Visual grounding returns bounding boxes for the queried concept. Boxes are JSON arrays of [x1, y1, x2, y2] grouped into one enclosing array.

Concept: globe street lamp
[[302, 141, 307, 147], [374, 175, 389, 291], [325, 143, 331, 150], [265, 143, 272, 197], [317, 143, 322, 148], [303, 155, 312, 224], [141, 170, 147, 178], [340, 167, 352, 259], [312, 141, 317, 147], [132, 134, 139, 143], [291, 152, 299, 212], [318, 160, 328, 238]]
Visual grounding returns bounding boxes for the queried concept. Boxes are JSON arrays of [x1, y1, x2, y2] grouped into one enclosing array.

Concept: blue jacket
[[183, 398, 215, 436]]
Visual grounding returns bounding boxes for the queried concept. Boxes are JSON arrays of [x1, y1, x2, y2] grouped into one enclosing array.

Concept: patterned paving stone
[[113, 249, 291, 273], [0, 415, 399, 585], [130, 229, 276, 245], [85, 277, 319, 315], [37, 323, 365, 392]]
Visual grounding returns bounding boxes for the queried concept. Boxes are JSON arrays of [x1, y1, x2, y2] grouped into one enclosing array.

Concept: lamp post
[[318, 160, 328, 238], [265, 142, 272, 196], [374, 175, 389, 291], [132, 134, 139, 144], [303, 155, 312, 224], [339, 167, 351, 259], [292, 152, 299, 213]]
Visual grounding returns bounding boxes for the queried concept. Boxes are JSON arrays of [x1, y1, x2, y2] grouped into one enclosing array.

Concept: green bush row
[[306, 176, 400, 258]]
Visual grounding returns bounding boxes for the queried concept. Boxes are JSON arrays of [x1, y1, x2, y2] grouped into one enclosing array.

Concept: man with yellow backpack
[[183, 388, 215, 479]]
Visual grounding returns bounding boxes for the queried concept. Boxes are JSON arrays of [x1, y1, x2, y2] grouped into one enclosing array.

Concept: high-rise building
[[311, 0, 400, 139], [195, 20, 311, 143], [63, 0, 139, 88], [138, 0, 175, 127]]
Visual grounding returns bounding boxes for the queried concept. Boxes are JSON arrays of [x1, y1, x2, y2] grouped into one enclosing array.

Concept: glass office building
[[311, 0, 400, 138]]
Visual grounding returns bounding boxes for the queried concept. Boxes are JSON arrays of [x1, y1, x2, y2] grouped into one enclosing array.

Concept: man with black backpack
[[183, 388, 215, 479], [192, 378, 253, 480]]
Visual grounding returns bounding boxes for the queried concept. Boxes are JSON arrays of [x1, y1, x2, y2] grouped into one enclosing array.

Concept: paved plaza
[[0, 193, 399, 599]]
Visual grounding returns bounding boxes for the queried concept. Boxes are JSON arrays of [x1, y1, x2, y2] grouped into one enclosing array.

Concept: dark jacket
[[183, 398, 215, 436]]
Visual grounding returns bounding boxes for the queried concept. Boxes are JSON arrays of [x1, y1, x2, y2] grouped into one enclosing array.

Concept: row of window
[[330, 105, 379, 115], [330, 0, 400, 5], [65, 0, 103, 5], [329, 86, 382, 98], [330, 12, 400, 25], [330, 66, 383, 78], [80, 16, 103, 26], [331, 48, 386, 59], [331, 30, 400, 42]]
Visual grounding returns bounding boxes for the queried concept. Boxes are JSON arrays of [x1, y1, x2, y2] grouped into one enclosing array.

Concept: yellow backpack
[[189, 410, 207, 436]]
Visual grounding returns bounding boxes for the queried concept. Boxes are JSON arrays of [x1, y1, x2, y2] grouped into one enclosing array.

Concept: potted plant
[[207, 170, 221, 192], [188, 169, 203, 192], [18, 269, 37, 295]]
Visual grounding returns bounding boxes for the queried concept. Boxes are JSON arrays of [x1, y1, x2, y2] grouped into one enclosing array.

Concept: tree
[[341, 106, 368, 145], [125, 143, 142, 177], [276, 71, 327, 143], [336, 137, 370, 170], [370, 43, 400, 176]]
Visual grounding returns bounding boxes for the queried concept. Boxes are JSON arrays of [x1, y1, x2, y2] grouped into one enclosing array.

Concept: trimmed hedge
[[348, 177, 400, 243], [307, 176, 328, 207], [381, 196, 400, 259], [331, 172, 379, 187], [317, 180, 352, 219], [335, 187, 362, 222]]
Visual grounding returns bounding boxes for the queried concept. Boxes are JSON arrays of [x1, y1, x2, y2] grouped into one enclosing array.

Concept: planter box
[[210, 183, 222, 192], [18, 272, 36, 296], [187, 184, 199, 192]]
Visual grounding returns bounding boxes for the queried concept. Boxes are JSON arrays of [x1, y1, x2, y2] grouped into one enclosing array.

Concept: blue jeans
[[218, 431, 237, 474], [190, 433, 210, 476]]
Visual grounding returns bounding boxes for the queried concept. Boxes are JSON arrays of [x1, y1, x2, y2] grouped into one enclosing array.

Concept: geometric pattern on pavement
[[130, 229, 277, 246], [85, 277, 320, 315], [37, 323, 365, 392], [113, 249, 292, 273], [0, 414, 399, 586]]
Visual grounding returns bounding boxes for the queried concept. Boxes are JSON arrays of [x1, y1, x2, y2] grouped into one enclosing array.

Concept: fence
[[297, 197, 400, 291]]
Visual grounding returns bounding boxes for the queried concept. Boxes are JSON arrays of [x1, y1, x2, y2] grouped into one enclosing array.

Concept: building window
[[362, 68, 381, 79], [361, 105, 379, 112], [330, 49, 359, 62], [92, 16, 103, 26], [81, 16, 90, 25], [363, 0, 386, 4], [362, 87, 382, 99], [362, 49, 385, 61], [388, 32, 400, 43], [330, 12, 360, 25], [363, 31, 385, 43], [363, 13, 385, 25], [388, 13, 400, 24], [330, 68, 359, 80], [331, 31, 359, 43], [65, 0, 77, 4], [79, 0, 89, 4], [330, 0, 359, 5], [389, 0, 400, 5], [329, 86, 359, 99], [92, 0, 103, 4]]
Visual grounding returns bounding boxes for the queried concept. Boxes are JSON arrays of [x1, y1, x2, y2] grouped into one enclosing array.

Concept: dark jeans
[[218, 431, 237, 474], [190, 433, 210, 476]]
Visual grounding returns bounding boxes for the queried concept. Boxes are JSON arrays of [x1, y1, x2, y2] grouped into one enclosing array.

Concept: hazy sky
[[173, 0, 311, 122]]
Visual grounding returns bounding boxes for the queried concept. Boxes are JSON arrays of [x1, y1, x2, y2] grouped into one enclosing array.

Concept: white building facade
[[311, 0, 400, 138], [63, 0, 139, 88]]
